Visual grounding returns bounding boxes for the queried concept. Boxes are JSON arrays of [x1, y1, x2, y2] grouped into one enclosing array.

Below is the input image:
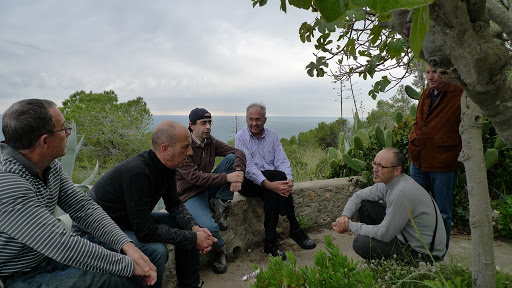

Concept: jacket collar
[[0, 143, 41, 177]]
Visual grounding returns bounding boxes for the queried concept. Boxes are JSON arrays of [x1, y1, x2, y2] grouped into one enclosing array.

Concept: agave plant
[[56, 121, 99, 229]]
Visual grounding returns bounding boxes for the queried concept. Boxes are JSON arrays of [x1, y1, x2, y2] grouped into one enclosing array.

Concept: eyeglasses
[[372, 161, 399, 171], [49, 123, 72, 134]]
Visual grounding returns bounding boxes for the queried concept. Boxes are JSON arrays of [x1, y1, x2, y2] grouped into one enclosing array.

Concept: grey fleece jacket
[[342, 173, 446, 258]]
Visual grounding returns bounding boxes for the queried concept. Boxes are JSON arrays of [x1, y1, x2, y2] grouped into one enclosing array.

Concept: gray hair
[[246, 103, 266, 117], [2, 99, 57, 150]]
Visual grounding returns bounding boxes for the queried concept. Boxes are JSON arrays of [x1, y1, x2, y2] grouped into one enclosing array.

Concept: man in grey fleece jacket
[[332, 148, 446, 262]]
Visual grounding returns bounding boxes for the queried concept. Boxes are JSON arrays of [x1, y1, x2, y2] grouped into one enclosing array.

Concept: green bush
[[251, 236, 373, 288], [497, 196, 512, 238], [251, 235, 512, 287]]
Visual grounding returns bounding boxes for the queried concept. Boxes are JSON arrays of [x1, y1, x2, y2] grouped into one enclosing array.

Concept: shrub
[[251, 236, 373, 288]]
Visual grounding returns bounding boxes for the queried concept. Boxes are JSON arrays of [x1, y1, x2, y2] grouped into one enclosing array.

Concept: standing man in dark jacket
[[176, 108, 246, 274], [408, 65, 463, 250], [85, 121, 216, 288]]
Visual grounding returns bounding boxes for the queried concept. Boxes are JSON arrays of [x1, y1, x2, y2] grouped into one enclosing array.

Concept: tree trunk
[[420, 0, 512, 148], [458, 93, 496, 288]]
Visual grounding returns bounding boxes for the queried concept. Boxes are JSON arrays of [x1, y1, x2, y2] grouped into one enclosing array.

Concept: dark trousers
[[73, 212, 200, 288], [354, 200, 432, 264], [239, 170, 299, 246]]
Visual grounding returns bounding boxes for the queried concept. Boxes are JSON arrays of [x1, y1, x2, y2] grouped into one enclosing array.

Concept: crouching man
[[332, 148, 446, 263]]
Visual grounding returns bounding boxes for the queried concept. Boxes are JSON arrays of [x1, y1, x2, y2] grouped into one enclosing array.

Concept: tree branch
[[487, 0, 512, 41]]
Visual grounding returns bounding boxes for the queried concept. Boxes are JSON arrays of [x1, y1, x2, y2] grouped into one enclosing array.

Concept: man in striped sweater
[[0, 99, 156, 288]]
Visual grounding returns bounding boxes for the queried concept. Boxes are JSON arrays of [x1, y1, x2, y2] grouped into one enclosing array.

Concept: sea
[[0, 115, 339, 143]]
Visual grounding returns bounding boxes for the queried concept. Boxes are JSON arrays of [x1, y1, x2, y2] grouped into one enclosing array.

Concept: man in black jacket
[[84, 121, 216, 288]]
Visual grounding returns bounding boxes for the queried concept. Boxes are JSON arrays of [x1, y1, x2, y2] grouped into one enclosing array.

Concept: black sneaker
[[212, 246, 227, 274], [209, 198, 231, 231], [264, 243, 287, 261], [290, 228, 316, 250]]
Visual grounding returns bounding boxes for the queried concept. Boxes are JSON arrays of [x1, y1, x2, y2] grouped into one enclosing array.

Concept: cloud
[[0, 0, 400, 117]]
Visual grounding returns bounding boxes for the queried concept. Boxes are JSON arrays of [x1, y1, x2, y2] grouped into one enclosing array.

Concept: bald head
[[151, 121, 192, 169], [152, 120, 184, 150]]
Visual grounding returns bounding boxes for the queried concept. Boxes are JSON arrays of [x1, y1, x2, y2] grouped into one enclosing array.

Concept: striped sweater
[[0, 143, 134, 277]]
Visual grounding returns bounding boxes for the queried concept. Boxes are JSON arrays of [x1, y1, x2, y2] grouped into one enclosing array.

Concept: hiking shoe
[[209, 198, 231, 231], [264, 243, 287, 261], [290, 228, 316, 250], [212, 246, 227, 274]]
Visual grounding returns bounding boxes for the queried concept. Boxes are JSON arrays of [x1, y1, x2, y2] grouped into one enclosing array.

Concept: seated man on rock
[[332, 148, 446, 263], [176, 108, 246, 274], [81, 121, 216, 288], [0, 99, 156, 288], [235, 103, 316, 261]]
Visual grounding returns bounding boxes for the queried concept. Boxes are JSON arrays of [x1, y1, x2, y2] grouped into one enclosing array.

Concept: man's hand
[[230, 182, 242, 192], [122, 242, 157, 286], [332, 215, 350, 234], [226, 171, 244, 184], [262, 179, 293, 197], [192, 226, 217, 254], [133, 263, 158, 286]]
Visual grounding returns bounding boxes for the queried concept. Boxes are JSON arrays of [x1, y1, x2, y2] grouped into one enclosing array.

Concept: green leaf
[[305, 56, 328, 77], [368, 77, 391, 99], [357, 129, 370, 147], [410, 5, 430, 58], [369, 25, 384, 45], [367, 0, 433, 13], [252, 0, 268, 7], [351, 0, 369, 7], [316, 19, 340, 34], [299, 22, 315, 43], [314, 33, 333, 52], [482, 121, 491, 136], [405, 85, 421, 100], [385, 129, 393, 147], [289, 0, 313, 10], [346, 8, 366, 21], [395, 111, 404, 123], [485, 149, 499, 170], [495, 136, 507, 149], [409, 104, 417, 118], [353, 135, 364, 151], [375, 125, 385, 146], [280, 0, 287, 12], [314, 0, 348, 23], [328, 147, 338, 160], [345, 38, 356, 56], [386, 39, 406, 59]]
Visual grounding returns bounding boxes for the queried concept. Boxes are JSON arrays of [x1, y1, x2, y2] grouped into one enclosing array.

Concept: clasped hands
[[332, 215, 350, 234], [192, 225, 217, 254], [263, 179, 293, 197]]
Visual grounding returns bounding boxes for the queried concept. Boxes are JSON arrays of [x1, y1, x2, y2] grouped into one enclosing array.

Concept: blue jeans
[[3, 254, 145, 288], [410, 163, 457, 250], [183, 154, 236, 252]]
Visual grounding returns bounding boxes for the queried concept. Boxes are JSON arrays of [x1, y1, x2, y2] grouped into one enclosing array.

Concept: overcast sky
[[0, 1, 408, 117]]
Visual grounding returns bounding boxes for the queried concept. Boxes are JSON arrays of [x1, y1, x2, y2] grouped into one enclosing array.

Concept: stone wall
[[163, 177, 360, 287]]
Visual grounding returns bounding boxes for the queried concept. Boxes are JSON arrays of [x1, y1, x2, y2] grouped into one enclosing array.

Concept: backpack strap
[[401, 195, 438, 254]]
